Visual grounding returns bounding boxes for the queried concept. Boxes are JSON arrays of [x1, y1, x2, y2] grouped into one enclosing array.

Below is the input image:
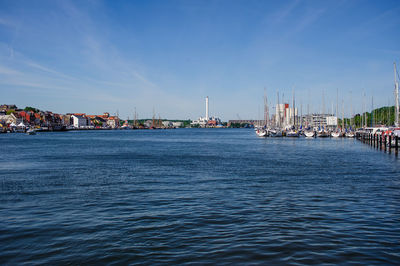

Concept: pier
[[356, 132, 399, 156]]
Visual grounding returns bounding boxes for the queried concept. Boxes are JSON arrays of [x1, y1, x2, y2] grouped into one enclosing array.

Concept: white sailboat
[[26, 128, 36, 135], [317, 129, 330, 138], [256, 128, 267, 137], [304, 130, 315, 138], [286, 129, 299, 137], [270, 128, 283, 137], [331, 131, 340, 138]]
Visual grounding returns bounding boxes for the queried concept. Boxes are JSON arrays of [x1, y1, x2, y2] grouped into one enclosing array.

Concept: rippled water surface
[[1, 129, 400, 264]]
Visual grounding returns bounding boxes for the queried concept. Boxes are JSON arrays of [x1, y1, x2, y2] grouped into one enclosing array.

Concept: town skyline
[[0, 0, 399, 120]]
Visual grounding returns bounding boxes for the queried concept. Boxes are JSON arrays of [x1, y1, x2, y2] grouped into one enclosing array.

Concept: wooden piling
[[384, 135, 387, 152], [396, 136, 398, 156], [389, 135, 392, 154]]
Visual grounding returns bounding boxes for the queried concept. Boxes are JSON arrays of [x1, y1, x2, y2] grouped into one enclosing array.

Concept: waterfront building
[[0, 114, 15, 124], [86, 113, 119, 128], [172, 122, 183, 128], [191, 117, 208, 127], [107, 116, 120, 128], [301, 114, 337, 129], [162, 121, 173, 128], [87, 115, 109, 128], [275, 103, 298, 127], [71, 114, 90, 128], [10, 113, 23, 125]]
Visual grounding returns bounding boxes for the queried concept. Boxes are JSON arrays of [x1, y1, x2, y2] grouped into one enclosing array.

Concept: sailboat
[[26, 128, 36, 135], [334, 98, 346, 137], [286, 128, 299, 137], [256, 128, 267, 137], [331, 131, 341, 138], [304, 130, 315, 138], [317, 128, 330, 137]]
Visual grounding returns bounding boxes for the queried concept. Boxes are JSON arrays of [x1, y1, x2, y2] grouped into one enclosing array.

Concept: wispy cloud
[[24, 60, 77, 81], [0, 65, 20, 75]]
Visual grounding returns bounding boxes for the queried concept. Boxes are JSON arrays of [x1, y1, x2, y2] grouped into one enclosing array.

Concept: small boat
[[304, 130, 315, 138], [317, 129, 330, 138], [270, 129, 283, 137], [26, 128, 36, 135], [286, 130, 299, 137], [256, 129, 267, 137], [345, 131, 355, 138], [331, 131, 341, 138]]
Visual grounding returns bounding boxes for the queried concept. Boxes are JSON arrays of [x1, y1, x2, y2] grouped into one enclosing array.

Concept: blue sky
[[0, 0, 399, 120]]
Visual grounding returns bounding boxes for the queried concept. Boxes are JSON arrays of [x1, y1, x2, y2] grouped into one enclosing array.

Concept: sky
[[0, 0, 399, 120]]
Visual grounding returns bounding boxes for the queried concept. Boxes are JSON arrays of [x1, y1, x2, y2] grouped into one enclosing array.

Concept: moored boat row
[[255, 127, 356, 138]]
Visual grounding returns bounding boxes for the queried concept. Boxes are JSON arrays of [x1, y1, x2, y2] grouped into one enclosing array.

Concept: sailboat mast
[[342, 99, 344, 130], [371, 96, 374, 127], [362, 90, 365, 128], [322, 91, 325, 129], [300, 103, 303, 128], [277, 91, 280, 128], [264, 88, 268, 127], [388, 98, 391, 125], [350, 91, 353, 128], [292, 89, 295, 127], [395, 62, 399, 127]]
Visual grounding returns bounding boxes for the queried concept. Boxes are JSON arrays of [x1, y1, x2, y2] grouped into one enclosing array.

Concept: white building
[[106, 117, 120, 128], [301, 114, 337, 128], [172, 122, 183, 128], [71, 114, 89, 128], [0, 115, 16, 124], [191, 117, 207, 127], [275, 103, 298, 127], [326, 116, 338, 127], [162, 121, 173, 128]]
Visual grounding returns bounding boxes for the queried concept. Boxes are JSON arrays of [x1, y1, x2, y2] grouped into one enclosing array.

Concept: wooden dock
[[356, 132, 399, 156]]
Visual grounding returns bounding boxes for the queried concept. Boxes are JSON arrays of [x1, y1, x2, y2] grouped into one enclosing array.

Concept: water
[[1, 129, 400, 264]]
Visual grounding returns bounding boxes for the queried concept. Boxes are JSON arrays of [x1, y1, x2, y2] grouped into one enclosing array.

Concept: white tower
[[205, 96, 209, 121]]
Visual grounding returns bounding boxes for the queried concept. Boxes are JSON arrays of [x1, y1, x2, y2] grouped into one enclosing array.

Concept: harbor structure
[[191, 96, 222, 127]]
